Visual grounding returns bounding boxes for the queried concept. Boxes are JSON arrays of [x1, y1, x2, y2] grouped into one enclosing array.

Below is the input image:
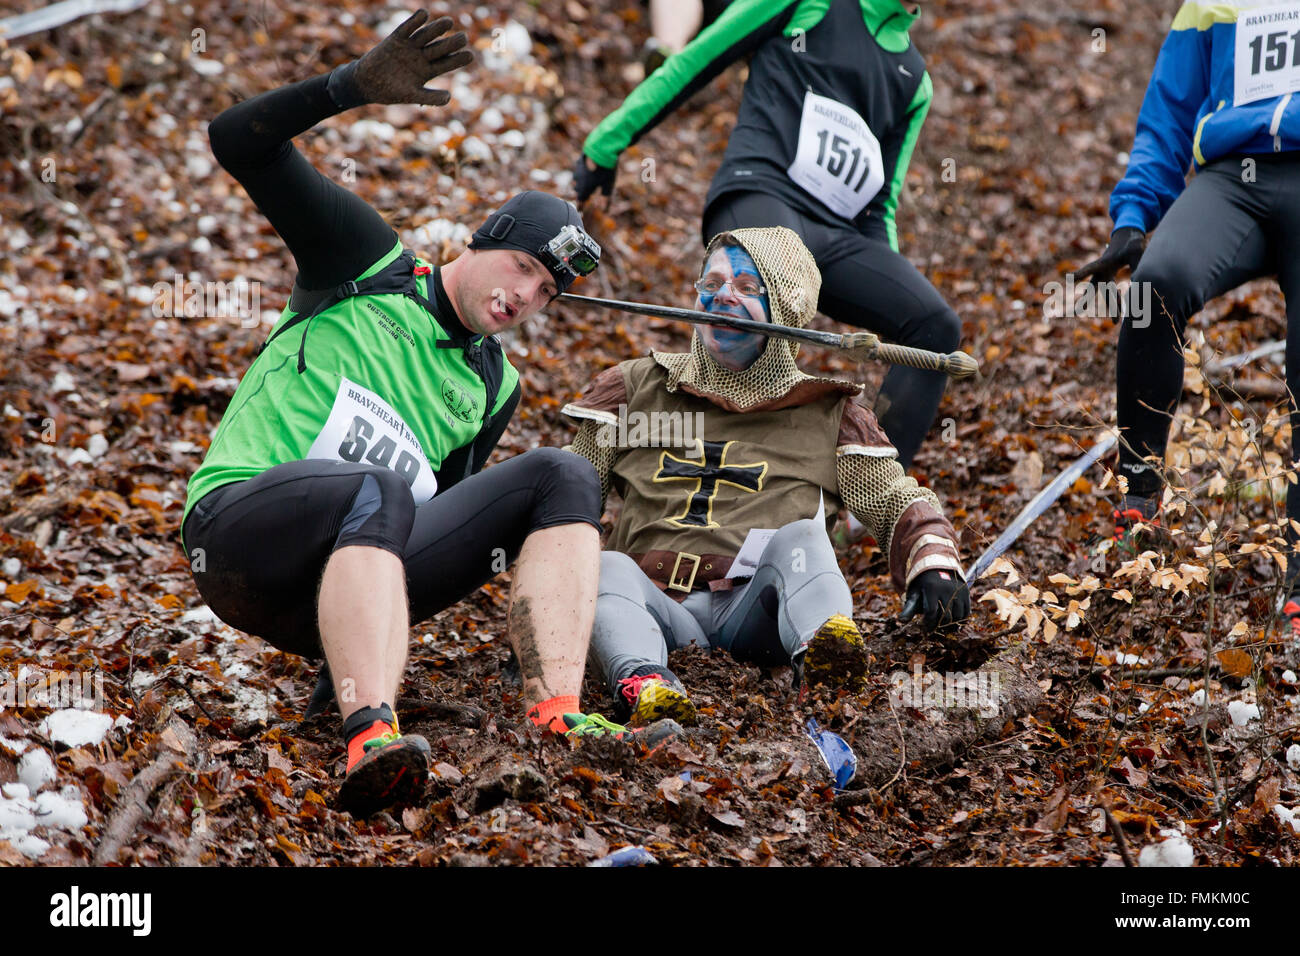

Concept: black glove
[[1072, 226, 1146, 286], [899, 568, 970, 633], [328, 11, 472, 110], [574, 153, 616, 204]]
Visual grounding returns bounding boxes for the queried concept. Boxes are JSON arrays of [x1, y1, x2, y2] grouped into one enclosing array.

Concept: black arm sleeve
[[207, 71, 398, 291], [583, 0, 798, 163]]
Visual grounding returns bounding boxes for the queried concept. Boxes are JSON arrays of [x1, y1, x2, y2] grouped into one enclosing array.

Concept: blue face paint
[[697, 244, 771, 371], [722, 246, 770, 321]]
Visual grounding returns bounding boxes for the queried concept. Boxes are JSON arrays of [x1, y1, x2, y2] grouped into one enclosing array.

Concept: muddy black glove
[[574, 154, 616, 204], [1073, 226, 1146, 286], [899, 568, 970, 633], [327, 10, 472, 110]]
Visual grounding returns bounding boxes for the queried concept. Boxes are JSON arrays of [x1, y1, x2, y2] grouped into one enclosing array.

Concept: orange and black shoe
[[1283, 598, 1300, 642], [1090, 499, 1170, 559], [337, 704, 429, 818], [616, 666, 698, 727]]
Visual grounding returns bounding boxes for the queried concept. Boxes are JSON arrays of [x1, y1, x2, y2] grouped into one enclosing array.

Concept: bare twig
[[1102, 804, 1137, 867]]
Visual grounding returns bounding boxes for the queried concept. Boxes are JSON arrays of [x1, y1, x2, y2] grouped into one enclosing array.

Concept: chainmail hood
[[652, 226, 860, 410]]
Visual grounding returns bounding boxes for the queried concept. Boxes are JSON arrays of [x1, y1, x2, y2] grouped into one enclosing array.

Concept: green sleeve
[[582, 0, 807, 169], [883, 71, 931, 253]]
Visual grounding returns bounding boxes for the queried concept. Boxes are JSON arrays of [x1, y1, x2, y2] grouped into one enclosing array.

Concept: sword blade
[[965, 432, 1118, 583]]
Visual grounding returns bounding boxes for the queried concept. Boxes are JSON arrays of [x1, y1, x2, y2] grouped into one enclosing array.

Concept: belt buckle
[[668, 551, 701, 593]]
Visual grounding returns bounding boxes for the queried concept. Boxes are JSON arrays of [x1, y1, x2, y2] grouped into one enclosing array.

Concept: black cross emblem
[[655, 439, 768, 528]]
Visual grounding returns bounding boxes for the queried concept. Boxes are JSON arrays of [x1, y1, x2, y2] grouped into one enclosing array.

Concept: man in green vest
[[563, 226, 968, 725], [181, 11, 619, 818]]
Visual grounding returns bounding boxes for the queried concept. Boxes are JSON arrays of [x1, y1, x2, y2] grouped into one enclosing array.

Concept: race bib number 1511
[[308, 376, 438, 503], [787, 91, 885, 219]]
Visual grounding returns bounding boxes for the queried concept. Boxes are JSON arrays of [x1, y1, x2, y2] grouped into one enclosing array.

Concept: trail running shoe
[[563, 713, 685, 748], [798, 614, 869, 693], [618, 670, 698, 727], [337, 732, 430, 818]]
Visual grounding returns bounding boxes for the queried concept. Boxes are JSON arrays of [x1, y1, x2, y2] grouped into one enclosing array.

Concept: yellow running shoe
[[799, 614, 869, 693]]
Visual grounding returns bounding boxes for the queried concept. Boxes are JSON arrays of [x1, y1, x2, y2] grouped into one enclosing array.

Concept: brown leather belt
[[630, 549, 741, 597]]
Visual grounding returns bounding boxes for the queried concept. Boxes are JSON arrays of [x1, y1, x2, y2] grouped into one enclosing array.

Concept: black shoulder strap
[[257, 252, 422, 372]]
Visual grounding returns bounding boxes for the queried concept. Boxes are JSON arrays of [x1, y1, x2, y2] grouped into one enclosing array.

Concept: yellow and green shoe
[[799, 614, 869, 693]]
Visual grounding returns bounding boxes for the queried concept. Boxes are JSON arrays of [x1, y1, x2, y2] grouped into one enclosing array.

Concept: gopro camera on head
[[540, 224, 601, 281]]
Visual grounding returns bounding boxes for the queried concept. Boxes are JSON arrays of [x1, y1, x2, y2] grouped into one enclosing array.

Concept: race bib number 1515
[[308, 376, 438, 503]]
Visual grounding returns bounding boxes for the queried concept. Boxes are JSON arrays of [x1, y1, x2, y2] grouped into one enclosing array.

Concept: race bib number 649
[[307, 376, 438, 503], [787, 91, 885, 219]]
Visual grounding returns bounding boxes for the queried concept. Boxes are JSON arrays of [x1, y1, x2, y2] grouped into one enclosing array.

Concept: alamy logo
[[1, 668, 103, 709], [1042, 274, 1152, 327], [49, 886, 151, 936], [151, 274, 261, 327], [888, 662, 1002, 718], [595, 404, 706, 449]]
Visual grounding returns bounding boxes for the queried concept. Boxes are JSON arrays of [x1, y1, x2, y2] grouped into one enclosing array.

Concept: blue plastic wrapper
[[588, 845, 659, 867], [806, 718, 857, 791]]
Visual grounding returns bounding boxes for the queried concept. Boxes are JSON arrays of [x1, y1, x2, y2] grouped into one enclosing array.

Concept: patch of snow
[[2, 783, 28, 800], [40, 709, 113, 748], [222, 661, 252, 680], [460, 136, 493, 162], [197, 215, 218, 235], [63, 448, 94, 467], [1227, 700, 1259, 727], [87, 434, 108, 458], [349, 119, 397, 142], [181, 606, 218, 625], [149, 113, 178, 137], [407, 218, 471, 249], [186, 153, 213, 178], [1275, 805, 1300, 833], [17, 748, 56, 791], [190, 57, 224, 77], [375, 10, 409, 37], [1138, 831, 1194, 867], [35, 787, 87, 830], [1288, 744, 1300, 770], [1284, 669, 1297, 683], [51, 370, 78, 393], [13, 834, 49, 859], [1188, 689, 1208, 708], [482, 21, 532, 71], [500, 129, 527, 149], [3, 557, 20, 578]]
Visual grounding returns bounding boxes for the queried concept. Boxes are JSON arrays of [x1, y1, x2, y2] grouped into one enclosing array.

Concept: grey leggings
[[589, 518, 852, 695]]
